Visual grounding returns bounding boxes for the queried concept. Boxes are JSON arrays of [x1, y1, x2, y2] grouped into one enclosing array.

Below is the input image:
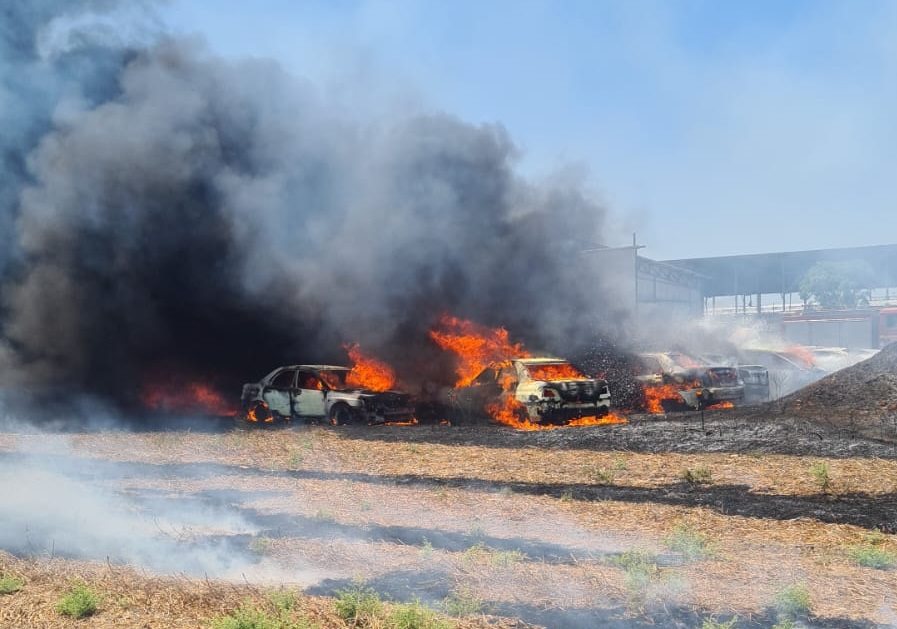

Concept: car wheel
[[329, 404, 353, 426]]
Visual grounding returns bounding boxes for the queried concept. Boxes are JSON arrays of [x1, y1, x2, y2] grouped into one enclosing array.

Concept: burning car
[[636, 352, 744, 411], [240, 365, 415, 425], [737, 348, 827, 399], [449, 357, 611, 425]]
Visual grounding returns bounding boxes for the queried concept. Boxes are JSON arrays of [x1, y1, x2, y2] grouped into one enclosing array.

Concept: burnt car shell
[[637, 352, 744, 409], [241, 365, 414, 424]]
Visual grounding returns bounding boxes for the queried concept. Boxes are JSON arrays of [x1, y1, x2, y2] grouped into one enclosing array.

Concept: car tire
[[329, 403, 353, 426], [246, 402, 271, 424]]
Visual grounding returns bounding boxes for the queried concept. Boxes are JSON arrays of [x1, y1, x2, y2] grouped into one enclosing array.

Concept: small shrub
[[389, 600, 453, 629], [288, 451, 304, 467], [849, 545, 896, 570], [441, 588, 483, 617], [702, 616, 738, 629], [210, 603, 312, 629], [666, 523, 713, 561], [334, 585, 383, 623], [612, 457, 629, 471], [863, 528, 887, 546], [771, 620, 796, 629], [682, 467, 712, 485], [559, 489, 575, 502], [268, 590, 298, 613], [612, 549, 658, 608], [56, 584, 100, 619], [210, 606, 279, 629], [810, 461, 831, 493], [591, 467, 616, 485], [774, 583, 811, 619], [250, 536, 272, 555], [461, 541, 488, 564], [490, 549, 525, 567], [0, 575, 24, 595], [420, 537, 434, 557], [313, 509, 335, 522], [613, 549, 657, 582]]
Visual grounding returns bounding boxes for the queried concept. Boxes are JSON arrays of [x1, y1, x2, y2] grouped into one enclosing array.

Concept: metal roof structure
[[663, 244, 897, 297]]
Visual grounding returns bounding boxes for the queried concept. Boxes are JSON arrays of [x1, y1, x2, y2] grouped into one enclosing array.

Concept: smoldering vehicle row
[[240, 357, 613, 427]]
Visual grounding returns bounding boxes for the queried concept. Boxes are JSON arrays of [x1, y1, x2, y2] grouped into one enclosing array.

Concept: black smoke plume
[[0, 2, 617, 413]]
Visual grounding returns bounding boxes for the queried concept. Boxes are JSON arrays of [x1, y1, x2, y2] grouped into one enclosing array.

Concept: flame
[[642, 383, 736, 413], [785, 345, 816, 369], [344, 343, 396, 392], [486, 392, 626, 430], [246, 401, 274, 423], [383, 417, 419, 426], [642, 383, 685, 414], [429, 315, 530, 386], [142, 380, 236, 416], [527, 363, 588, 381], [429, 315, 626, 430]]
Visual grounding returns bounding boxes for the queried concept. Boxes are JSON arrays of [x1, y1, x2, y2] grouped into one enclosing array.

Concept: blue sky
[[161, 0, 897, 260]]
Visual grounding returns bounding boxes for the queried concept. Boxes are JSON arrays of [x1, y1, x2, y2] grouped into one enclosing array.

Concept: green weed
[[334, 584, 383, 624], [441, 588, 483, 617], [848, 545, 896, 570], [0, 575, 24, 595], [681, 467, 712, 485], [810, 461, 831, 493], [389, 600, 454, 629], [701, 616, 738, 629], [56, 584, 100, 619], [666, 523, 713, 561], [774, 583, 811, 619], [250, 536, 272, 555], [210, 603, 314, 629]]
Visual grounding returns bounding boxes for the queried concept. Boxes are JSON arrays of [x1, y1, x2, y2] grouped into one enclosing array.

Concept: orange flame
[[527, 363, 588, 381], [430, 315, 626, 430], [642, 383, 684, 414], [487, 393, 626, 430], [142, 380, 236, 416], [706, 401, 735, 410], [429, 315, 530, 387], [786, 345, 816, 369], [344, 343, 396, 392]]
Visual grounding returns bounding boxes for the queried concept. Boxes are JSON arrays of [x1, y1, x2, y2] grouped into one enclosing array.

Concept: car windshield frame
[[317, 369, 350, 390], [523, 361, 588, 381]]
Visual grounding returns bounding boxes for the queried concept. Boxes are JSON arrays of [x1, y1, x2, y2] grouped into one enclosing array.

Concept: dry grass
[[2, 423, 897, 626], [50, 427, 897, 498], [0, 553, 498, 629]]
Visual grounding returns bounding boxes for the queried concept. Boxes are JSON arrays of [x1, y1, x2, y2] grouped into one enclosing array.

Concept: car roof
[[278, 365, 350, 371], [514, 357, 570, 365]]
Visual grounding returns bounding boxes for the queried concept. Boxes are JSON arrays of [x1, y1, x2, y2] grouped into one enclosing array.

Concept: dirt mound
[[780, 342, 897, 440]]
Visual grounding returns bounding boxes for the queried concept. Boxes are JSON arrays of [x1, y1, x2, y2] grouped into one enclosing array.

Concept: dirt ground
[[2, 409, 897, 629]]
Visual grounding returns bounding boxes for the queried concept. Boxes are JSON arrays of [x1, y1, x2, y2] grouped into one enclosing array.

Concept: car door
[[455, 367, 502, 416], [263, 368, 295, 417], [293, 370, 327, 418]]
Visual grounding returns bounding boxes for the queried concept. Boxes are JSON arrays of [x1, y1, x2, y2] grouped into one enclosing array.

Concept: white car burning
[[451, 357, 611, 424], [241, 365, 415, 425]]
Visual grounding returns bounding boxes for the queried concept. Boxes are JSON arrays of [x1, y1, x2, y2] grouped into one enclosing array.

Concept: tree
[[798, 261, 873, 309]]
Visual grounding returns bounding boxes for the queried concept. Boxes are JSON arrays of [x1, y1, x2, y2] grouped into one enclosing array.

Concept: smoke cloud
[[0, 1, 614, 413]]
